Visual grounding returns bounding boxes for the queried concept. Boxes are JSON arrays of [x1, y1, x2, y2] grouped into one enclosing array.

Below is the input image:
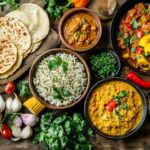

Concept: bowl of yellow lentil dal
[[84, 77, 147, 139]]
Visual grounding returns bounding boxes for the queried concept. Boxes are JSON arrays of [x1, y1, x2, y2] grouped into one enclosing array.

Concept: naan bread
[[0, 40, 18, 74], [0, 17, 31, 55], [7, 3, 50, 43], [0, 48, 23, 79], [23, 41, 42, 58]]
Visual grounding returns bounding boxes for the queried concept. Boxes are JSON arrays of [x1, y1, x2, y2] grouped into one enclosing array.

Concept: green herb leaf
[[131, 47, 136, 53], [117, 32, 123, 38], [123, 35, 131, 47], [144, 8, 148, 14], [120, 102, 128, 110], [118, 90, 127, 98], [130, 19, 138, 29], [53, 87, 71, 99], [0, 0, 18, 11], [48, 56, 62, 70], [17, 80, 32, 97], [62, 61, 68, 73]]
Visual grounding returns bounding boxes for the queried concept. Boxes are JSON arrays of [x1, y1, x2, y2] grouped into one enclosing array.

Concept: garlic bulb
[[21, 126, 33, 139], [12, 93, 22, 112], [6, 97, 13, 113], [11, 125, 22, 138], [0, 95, 5, 113]]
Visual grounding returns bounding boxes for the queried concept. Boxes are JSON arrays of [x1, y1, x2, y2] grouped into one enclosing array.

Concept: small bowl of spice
[[90, 49, 121, 79]]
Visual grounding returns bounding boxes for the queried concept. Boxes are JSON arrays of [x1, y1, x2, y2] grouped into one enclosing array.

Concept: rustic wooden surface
[[0, 0, 150, 150]]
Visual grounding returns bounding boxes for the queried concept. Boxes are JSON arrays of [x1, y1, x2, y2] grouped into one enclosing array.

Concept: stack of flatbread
[[0, 3, 50, 79]]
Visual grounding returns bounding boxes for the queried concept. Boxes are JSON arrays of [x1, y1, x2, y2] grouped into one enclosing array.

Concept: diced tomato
[[124, 23, 132, 30], [136, 29, 143, 38], [136, 47, 143, 54], [125, 16, 132, 23], [105, 100, 117, 112]]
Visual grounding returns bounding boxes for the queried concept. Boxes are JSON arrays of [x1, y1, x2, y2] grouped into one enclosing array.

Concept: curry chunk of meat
[[63, 13, 97, 48]]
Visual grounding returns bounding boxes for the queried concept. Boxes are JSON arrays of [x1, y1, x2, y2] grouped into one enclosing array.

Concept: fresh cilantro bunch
[[44, 0, 73, 19], [0, 0, 18, 11], [33, 113, 94, 150], [17, 79, 32, 97]]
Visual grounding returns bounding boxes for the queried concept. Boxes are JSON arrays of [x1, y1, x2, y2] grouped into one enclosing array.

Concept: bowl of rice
[[29, 48, 91, 109]]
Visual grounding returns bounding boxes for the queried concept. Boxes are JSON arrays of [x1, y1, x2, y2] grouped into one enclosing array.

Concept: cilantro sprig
[[47, 56, 68, 73]]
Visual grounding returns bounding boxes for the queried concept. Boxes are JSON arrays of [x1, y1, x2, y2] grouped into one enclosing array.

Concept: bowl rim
[[59, 7, 102, 52], [89, 48, 121, 79], [84, 77, 148, 140], [111, 0, 150, 76], [29, 48, 91, 110]]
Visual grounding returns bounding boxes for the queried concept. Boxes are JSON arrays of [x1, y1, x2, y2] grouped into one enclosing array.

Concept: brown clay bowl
[[29, 48, 91, 110], [59, 8, 102, 52]]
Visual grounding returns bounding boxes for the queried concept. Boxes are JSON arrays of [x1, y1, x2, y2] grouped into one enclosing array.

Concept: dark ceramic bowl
[[84, 77, 147, 139], [111, 0, 150, 76], [89, 48, 121, 79], [59, 8, 102, 52], [29, 48, 91, 110]]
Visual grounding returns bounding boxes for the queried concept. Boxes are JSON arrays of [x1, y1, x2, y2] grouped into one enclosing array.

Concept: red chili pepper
[[127, 72, 150, 89], [136, 47, 143, 54], [124, 23, 132, 30], [5, 81, 16, 95], [136, 29, 143, 38], [105, 100, 117, 112], [0, 124, 12, 139]]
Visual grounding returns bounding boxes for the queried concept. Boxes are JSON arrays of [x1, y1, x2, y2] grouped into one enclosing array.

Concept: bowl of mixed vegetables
[[111, 0, 150, 75]]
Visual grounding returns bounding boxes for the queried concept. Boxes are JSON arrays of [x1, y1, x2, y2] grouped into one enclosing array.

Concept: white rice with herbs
[[33, 53, 87, 106]]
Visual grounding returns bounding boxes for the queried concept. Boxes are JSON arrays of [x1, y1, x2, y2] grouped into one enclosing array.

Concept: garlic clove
[[13, 116, 23, 127], [21, 126, 33, 139], [12, 93, 22, 113], [12, 137, 21, 142], [11, 125, 22, 138], [6, 97, 13, 113], [0, 95, 5, 113]]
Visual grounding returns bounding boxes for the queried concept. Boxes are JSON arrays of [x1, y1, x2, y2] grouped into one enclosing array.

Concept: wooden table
[[1, 0, 150, 150]]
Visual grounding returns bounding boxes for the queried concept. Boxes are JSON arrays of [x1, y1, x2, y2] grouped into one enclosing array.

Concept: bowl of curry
[[59, 8, 102, 52], [84, 77, 147, 139], [111, 0, 150, 75]]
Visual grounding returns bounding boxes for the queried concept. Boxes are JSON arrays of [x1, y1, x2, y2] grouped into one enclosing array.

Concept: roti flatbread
[[0, 48, 23, 79], [0, 17, 31, 55], [0, 40, 18, 74], [7, 3, 50, 44]]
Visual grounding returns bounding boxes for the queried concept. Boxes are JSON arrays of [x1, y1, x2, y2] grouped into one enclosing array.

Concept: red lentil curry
[[117, 2, 150, 73], [63, 13, 98, 50], [88, 81, 143, 136]]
